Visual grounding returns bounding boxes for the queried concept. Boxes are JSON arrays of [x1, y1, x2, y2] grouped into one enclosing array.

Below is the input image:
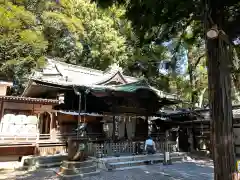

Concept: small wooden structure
[[153, 105, 240, 156], [0, 96, 59, 161]]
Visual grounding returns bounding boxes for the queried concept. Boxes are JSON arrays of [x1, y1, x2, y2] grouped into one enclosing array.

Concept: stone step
[[98, 152, 185, 164], [61, 160, 95, 169], [99, 154, 162, 163], [107, 160, 147, 170], [37, 162, 62, 168], [104, 155, 185, 171], [59, 165, 97, 175]]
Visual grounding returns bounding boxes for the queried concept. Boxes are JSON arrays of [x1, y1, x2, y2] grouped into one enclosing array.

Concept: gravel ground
[[0, 160, 214, 180]]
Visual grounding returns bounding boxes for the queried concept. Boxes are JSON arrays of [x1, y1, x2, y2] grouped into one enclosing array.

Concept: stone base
[[21, 154, 68, 169], [96, 152, 186, 170], [57, 159, 100, 179]]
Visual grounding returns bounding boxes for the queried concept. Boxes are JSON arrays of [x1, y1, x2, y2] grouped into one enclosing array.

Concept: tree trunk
[[206, 11, 236, 180]]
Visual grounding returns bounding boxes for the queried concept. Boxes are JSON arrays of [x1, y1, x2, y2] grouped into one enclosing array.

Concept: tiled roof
[[23, 58, 178, 100], [0, 96, 59, 104], [31, 58, 138, 86]]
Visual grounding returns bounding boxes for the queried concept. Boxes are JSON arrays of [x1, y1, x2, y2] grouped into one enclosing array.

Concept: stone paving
[[0, 160, 214, 180]]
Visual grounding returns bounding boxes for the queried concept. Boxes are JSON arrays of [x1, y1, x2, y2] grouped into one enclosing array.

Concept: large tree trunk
[[206, 6, 236, 179]]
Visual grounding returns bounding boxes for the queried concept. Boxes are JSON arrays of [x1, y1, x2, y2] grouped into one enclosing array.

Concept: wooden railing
[[0, 132, 105, 143], [0, 134, 38, 143], [0, 133, 177, 155]]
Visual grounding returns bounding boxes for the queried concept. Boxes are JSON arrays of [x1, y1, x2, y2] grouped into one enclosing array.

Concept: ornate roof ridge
[[46, 58, 138, 81], [47, 58, 105, 75], [96, 71, 128, 85]]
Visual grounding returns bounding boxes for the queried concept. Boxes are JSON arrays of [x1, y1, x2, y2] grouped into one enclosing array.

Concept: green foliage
[[0, 0, 139, 94], [129, 43, 170, 91], [0, 1, 47, 94], [41, 0, 135, 69], [0, 0, 196, 98], [118, 0, 240, 107]]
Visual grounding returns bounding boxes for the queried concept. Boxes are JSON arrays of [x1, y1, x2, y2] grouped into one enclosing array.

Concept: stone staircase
[[96, 152, 186, 171]]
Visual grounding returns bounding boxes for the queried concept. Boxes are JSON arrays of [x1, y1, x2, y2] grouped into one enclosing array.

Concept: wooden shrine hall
[[0, 58, 179, 160]]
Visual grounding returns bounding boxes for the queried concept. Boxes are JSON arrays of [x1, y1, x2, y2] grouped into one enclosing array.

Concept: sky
[[159, 41, 188, 75]]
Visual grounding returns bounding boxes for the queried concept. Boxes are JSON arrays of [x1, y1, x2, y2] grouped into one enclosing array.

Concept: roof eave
[[0, 96, 60, 105]]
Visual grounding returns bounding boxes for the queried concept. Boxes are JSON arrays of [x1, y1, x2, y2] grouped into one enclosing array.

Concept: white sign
[[237, 161, 240, 172]]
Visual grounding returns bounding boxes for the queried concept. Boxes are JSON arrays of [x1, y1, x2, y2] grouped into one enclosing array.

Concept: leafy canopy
[[0, 1, 47, 93]]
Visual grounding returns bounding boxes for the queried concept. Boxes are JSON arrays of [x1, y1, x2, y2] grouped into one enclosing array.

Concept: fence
[[87, 141, 176, 157]]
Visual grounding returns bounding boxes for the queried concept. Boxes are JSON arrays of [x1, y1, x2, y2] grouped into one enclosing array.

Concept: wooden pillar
[[112, 101, 116, 142], [146, 116, 150, 136], [36, 113, 40, 142], [165, 130, 169, 152], [112, 115, 116, 142], [39, 114, 43, 134], [49, 113, 53, 131], [0, 100, 4, 122], [45, 113, 48, 134], [0, 101, 4, 133], [50, 113, 56, 141]]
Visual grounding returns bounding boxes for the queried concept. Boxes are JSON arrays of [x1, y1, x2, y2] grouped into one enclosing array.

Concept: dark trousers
[[146, 145, 155, 154]]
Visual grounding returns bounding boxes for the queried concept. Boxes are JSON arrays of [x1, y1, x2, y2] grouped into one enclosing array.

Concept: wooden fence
[[87, 141, 176, 157]]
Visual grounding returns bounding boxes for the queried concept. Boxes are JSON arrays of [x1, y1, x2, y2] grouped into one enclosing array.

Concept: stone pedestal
[[58, 159, 100, 178], [57, 138, 100, 179]]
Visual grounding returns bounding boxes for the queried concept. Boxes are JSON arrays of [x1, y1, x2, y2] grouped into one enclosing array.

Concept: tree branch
[[193, 54, 205, 68]]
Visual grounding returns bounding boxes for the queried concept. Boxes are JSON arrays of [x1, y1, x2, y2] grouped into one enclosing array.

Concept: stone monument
[[58, 136, 100, 178]]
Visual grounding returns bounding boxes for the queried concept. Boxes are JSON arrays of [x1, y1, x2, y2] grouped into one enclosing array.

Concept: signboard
[[237, 160, 240, 172]]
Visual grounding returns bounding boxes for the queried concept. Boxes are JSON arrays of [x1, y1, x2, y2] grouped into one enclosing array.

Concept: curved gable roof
[[33, 58, 138, 86]]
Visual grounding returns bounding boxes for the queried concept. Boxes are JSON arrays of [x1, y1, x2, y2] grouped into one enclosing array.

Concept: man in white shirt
[[145, 136, 156, 154]]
